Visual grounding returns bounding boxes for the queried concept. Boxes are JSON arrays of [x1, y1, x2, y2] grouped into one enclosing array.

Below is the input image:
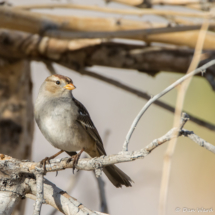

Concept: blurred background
[[0, 0, 215, 214]]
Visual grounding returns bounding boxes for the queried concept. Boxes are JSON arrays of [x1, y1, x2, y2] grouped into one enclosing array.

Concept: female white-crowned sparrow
[[35, 74, 132, 188]]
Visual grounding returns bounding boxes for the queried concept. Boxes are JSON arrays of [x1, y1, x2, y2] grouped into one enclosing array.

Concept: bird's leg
[[67, 148, 85, 173], [40, 150, 64, 174]]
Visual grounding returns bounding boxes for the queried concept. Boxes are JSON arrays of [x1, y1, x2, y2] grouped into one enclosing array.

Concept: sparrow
[[34, 74, 132, 188]]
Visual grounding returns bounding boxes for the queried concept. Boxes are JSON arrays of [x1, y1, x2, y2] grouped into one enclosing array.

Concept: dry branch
[[17, 4, 210, 18], [1, 6, 215, 49], [123, 59, 215, 151], [1, 29, 215, 82], [0, 127, 213, 175], [0, 6, 164, 33]]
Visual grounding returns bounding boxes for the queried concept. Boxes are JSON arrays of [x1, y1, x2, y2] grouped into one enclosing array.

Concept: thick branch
[[1, 6, 215, 49], [17, 3, 210, 18], [0, 192, 20, 215], [29, 178, 103, 215]]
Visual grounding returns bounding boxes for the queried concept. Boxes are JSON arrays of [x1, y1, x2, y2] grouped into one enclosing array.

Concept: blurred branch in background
[[1, 5, 215, 48], [108, 0, 215, 10]]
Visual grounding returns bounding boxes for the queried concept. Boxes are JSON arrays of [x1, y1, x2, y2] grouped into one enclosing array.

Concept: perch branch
[[0, 126, 213, 176]]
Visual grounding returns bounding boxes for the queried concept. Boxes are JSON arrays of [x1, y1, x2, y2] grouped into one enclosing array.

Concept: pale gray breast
[[35, 97, 80, 150]]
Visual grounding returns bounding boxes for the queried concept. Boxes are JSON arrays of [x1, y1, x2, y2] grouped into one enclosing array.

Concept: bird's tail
[[87, 147, 133, 188], [103, 164, 133, 188]]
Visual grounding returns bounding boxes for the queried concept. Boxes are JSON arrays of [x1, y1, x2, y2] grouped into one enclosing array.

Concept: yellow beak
[[64, 83, 76, 91]]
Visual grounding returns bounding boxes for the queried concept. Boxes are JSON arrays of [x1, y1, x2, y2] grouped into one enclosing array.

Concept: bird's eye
[[56, 81, 60, 85]]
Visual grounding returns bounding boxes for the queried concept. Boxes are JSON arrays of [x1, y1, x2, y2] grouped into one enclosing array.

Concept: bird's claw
[[68, 148, 85, 174], [40, 157, 51, 174]]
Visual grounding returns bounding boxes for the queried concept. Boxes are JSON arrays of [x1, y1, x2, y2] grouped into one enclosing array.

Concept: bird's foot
[[40, 150, 64, 174], [40, 157, 51, 174], [67, 148, 85, 173]]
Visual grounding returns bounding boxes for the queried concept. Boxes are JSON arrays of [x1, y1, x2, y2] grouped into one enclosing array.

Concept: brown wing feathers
[[72, 97, 106, 155], [72, 97, 133, 187]]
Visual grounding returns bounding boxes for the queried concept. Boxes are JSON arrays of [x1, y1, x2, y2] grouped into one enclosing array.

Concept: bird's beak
[[64, 83, 76, 91]]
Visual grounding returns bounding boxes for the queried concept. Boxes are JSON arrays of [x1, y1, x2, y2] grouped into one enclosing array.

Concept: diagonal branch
[[17, 3, 210, 18], [1, 7, 215, 49], [123, 59, 215, 151], [182, 129, 215, 153], [28, 177, 108, 215]]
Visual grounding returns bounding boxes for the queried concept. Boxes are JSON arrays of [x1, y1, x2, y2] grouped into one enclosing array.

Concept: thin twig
[[159, 20, 209, 215], [33, 174, 44, 215], [182, 129, 215, 153], [122, 59, 215, 151], [45, 24, 215, 40], [44, 62, 57, 75]]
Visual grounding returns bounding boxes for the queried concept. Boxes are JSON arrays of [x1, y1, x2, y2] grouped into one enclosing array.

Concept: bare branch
[[33, 174, 44, 215], [29, 177, 103, 215], [123, 59, 215, 151], [17, 3, 210, 18], [0, 126, 213, 176], [44, 24, 214, 40], [0, 192, 20, 215], [182, 129, 215, 153], [1, 7, 215, 49]]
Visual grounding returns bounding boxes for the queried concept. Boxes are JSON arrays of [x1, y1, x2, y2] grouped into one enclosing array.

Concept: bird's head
[[42, 74, 76, 97]]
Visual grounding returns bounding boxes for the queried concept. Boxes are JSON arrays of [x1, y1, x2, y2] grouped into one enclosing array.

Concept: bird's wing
[[72, 97, 106, 155]]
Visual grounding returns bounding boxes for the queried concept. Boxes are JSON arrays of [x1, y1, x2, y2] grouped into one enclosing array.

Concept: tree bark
[[0, 59, 34, 215]]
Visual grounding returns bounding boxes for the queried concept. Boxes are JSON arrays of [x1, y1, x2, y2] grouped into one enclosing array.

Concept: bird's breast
[[35, 99, 94, 152]]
